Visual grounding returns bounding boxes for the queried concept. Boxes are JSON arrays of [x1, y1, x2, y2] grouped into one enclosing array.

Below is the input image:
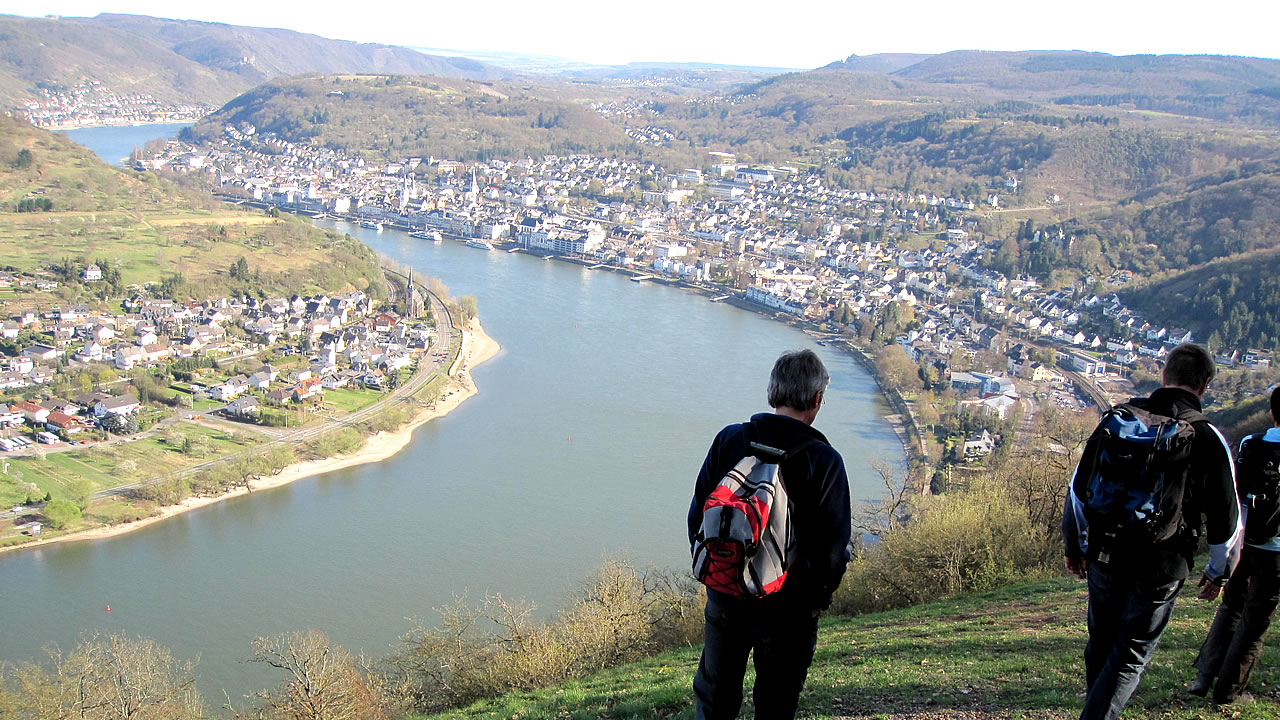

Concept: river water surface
[[56, 123, 192, 165], [0, 127, 904, 701]]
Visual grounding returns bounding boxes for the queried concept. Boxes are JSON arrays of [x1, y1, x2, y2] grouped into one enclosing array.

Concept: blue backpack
[[1081, 402, 1205, 550]]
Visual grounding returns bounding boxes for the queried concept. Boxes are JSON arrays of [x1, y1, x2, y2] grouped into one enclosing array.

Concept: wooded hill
[[981, 160, 1280, 348], [0, 13, 508, 106], [0, 115, 384, 301], [184, 74, 654, 164], [1125, 245, 1280, 352], [641, 51, 1280, 203]]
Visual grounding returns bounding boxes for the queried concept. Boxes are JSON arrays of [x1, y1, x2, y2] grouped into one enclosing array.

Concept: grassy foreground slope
[[419, 577, 1280, 720]]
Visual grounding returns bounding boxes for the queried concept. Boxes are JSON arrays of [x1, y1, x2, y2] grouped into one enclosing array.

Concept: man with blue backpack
[[1189, 386, 1280, 705], [688, 349, 851, 720], [1063, 343, 1243, 720]]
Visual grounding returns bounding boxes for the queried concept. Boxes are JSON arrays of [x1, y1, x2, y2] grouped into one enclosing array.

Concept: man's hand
[[1197, 574, 1223, 601], [1065, 555, 1088, 580]]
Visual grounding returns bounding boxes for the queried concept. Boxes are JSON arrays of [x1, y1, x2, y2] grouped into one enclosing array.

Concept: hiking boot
[[1213, 691, 1254, 706], [1188, 674, 1213, 697]]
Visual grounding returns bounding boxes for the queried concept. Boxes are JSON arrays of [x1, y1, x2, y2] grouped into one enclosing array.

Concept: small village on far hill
[[14, 80, 210, 130]]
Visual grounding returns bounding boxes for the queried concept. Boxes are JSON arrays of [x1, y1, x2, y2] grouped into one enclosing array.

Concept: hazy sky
[[4, 0, 1278, 69]]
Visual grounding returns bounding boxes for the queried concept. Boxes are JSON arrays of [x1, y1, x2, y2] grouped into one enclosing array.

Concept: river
[[0, 127, 904, 702], [54, 123, 193, 166]]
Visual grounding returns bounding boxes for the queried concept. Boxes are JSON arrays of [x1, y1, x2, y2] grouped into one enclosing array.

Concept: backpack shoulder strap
[[1115, 399, 1207, 427], [1173, 407, 1209, 426], [744, 420, 819, 462], [1240, 433, 1260, 457]]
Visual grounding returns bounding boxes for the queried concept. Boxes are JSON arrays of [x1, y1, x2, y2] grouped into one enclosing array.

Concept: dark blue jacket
[[688, 412, 852, 610]]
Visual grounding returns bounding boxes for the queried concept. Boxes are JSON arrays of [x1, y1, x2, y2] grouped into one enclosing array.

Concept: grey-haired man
[[688, 349, 852, 719]]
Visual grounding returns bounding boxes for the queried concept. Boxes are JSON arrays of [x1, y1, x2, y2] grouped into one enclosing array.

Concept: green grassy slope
[[0, 115, 384, 301], [0, 113, 207, 212], [418, 577, 1280, 720]]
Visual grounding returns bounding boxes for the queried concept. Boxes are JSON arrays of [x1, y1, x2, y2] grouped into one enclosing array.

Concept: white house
[[114, 346, 145, 370], [94, 394, 141, 417]]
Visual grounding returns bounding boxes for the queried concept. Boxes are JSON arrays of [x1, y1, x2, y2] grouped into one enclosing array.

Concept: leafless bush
[[230, 630, 390, 720], [5, 632, 202, 719], [832, 407, 1095, 615], [383, 559, 701, 714]]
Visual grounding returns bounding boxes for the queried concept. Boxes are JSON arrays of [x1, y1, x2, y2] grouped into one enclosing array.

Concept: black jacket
[[688, 412, 852, 609], [1063, 387, 1242, 584]]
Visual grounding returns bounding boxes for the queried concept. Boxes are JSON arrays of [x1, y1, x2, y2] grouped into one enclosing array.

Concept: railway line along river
[[0, 127, 905, 701]]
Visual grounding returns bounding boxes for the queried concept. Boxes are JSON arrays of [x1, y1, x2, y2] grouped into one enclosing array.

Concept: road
[[1013, 385, 1038, 447]]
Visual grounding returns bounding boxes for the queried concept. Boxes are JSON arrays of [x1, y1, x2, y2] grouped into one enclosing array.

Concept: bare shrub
[[6, 632, 202, 719], [833, 406, 1096, 615], [383, 559, 701, 714], [231, 630, 389, 720]]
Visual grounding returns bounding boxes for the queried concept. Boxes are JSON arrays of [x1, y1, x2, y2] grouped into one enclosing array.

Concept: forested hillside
[[617, 52, 1280, 203], [0, 14, 238, 105], [1119, 162, 1280, 270], [185, 75, 649, 164], [0, 13, 507, 107], [987, 160, 1280, 277], [89, 14, 508, 86], [829, 50, 1280, 126], [1125, 247, 1280, 351]]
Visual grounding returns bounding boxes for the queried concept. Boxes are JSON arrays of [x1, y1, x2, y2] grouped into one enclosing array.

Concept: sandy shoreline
[[1, 321, 500, 554]]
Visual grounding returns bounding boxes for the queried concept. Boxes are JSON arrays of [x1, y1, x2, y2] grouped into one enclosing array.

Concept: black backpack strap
[[744, 420, 818, 462], [1173, 407, 1209, 426], [1239, 433, 1259, 461]]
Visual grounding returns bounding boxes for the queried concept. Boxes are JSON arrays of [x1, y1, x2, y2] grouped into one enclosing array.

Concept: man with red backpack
[[1189, 386, 1280, 705], [688, 349, 851, 720]]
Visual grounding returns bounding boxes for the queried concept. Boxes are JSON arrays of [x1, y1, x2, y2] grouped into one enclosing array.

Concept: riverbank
[[46, 118, 204, 131], [328, 216, 914, 471], [0, 321, 499, 555], [837, 339, 927, 467], [490, 249, 924, 472]]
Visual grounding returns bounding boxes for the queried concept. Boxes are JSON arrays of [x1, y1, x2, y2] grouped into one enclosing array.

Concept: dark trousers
[[1194, 544, 1280, 702], [693, 592, 820, 720], [1081, 562, 1184, 720]]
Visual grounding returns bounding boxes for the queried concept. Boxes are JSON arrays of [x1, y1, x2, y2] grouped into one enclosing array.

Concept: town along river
[[1, 132, 904, 702]]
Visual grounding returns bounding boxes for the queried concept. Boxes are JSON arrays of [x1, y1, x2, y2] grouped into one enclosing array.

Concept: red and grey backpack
[[692, 422, 814, 598]]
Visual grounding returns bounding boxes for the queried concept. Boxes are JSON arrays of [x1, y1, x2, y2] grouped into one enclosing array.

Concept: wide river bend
[[0, 125, 904, 700]]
